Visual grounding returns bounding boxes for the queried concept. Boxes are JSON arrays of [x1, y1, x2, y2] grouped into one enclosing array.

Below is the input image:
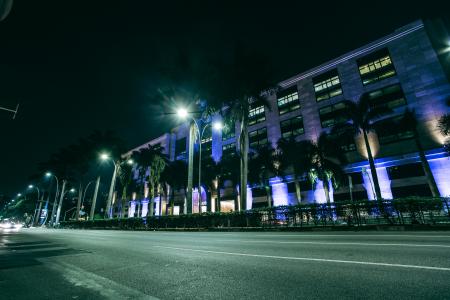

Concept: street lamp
[[100, 153, 133, 219], [177, 107, 223, 213], [45, 172, 60, 225], [28, 184, 41, 225]]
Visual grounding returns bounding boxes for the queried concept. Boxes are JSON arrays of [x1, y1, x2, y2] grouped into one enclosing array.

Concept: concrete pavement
[[1, 228, 450, 299]]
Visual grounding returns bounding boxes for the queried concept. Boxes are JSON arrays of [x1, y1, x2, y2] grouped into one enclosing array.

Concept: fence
[[59, 197, 450, 230]]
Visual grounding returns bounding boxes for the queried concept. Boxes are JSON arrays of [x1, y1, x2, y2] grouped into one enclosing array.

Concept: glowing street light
[[177, 107, 189, 119], [17, 193, 22, 197], [100, 153, 110, 161]]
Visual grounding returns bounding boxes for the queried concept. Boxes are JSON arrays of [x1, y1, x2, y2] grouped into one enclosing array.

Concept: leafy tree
[[161, 160, 188, 214], [277, 138, 314, 203]]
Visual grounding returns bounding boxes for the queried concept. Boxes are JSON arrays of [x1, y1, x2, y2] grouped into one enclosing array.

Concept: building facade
[[124, 20, 450, 217]]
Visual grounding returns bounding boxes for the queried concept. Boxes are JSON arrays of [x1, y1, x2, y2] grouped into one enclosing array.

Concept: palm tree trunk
[[239, 118, 249, 211], [216, 178, 221, 213], [294, 175, 302, 204], [322, 179, 332, 219], [265, 185, 272, 208], [363, 131, 382, 200], [414, 132, 440, 197], [149, 185, 155, 217]]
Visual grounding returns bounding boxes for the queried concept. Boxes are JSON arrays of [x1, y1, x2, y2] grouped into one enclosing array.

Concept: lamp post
[[101, 153, 133, 219], [28, 185, 41, 226], [45, 172, 60, 226], [176, 107, 222, 214]]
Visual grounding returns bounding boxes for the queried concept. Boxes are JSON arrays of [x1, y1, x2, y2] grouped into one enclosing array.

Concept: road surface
[[1, 228, 450, 299]]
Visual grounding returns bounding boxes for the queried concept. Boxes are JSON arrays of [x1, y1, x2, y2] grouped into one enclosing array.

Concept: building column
[[270, 177, 288, 206], [428, 157, 450, 196], [362, 167, 393, 200], [141, 200, 149, 217], [313, 180, 334, 204]]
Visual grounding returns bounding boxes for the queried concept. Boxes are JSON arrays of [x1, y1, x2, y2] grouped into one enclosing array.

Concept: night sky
[[0, 1, 447, 197]]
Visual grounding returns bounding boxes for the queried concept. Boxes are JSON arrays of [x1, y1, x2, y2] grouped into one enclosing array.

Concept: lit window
[[367, 84, 406, 110], [357, 48, 396, 85], [313, 69, 343, 102], [277, 87, 300, 115], [249, 105, 265, 125]]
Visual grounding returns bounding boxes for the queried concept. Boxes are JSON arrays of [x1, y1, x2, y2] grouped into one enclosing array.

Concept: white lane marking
[[45, 260, 158, 299], [252, 234, 450, 238], [154, 245, 450, 272], [214, 239, 450, 248]]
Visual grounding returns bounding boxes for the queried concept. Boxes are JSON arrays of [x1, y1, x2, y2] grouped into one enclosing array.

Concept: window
[[313, 69, 343, 102], [345, 172, 364, 185], [277, 87, 300, 115], [374, 115, 414, 145], [330, 131, 356, 152], [387, 163, 425, 180], [287, 180, 311, 192], [357, 48, 396, 85], [175, 137, 186, 157], [280, 116, 304, 138], [222, 142, 236, 157], [249, 128, 268, 148], [248, 104, 265, 125], [200, 126, 212, 156], [319, 102, 349, 128], [366, 84, 406, 110]]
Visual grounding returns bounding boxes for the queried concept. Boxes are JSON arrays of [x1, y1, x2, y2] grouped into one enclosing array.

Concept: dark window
[[277, 87, 300, 115], [367, 84, 406, 110], [222, 142, 236, 157], [357, 48, 396, 85], [280, 116, 304, 138], [313, 69, 343, 102], [374, 115, 414, 145], [249, 128, 268, 148], [387, 163, 425, 180], [248, 104, 266, 125], [252, 187, 267, 197], [391, 184, 432, 198], [175, 137, 186, 157], [329, 130, 356, 152], [319, 102, 349, 128], [345, 172, 364, 185], [287, 180, 312, 192]]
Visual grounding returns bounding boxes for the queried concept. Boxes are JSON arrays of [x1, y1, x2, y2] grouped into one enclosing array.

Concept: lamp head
[[212, 121, 223, 131], [28, 185, 33, 189], [45, 172, 52, 177], [176, 107, 188, 119], [100, 153, 110, 161]]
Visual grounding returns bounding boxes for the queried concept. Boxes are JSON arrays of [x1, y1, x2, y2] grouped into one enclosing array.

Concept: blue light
[[270, 177, 288, 207], [428, 157, 450, 196]]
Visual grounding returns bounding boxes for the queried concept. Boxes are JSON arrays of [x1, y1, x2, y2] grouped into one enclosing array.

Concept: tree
[[400, 108, 440, 197], [438, 97, 450, 155], [334, 93, 392, 201], [307, 133, 345, 207], [248, 145, 279, 207], [277, 138, 314, 203], [216, 153, 240, 211], [161, 160, 188, 214], [117, 162, 133, 218]]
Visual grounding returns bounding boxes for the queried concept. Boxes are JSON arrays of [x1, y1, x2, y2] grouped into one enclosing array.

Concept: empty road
[[1, 228, 450, 299]]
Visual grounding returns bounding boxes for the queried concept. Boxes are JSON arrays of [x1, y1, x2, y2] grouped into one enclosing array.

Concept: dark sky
[[0, 0, 448, 196]]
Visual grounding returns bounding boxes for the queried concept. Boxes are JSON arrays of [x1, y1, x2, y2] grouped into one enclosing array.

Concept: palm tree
[[335, 93, 392, 201], [438, 97, 450, 155], [248, 145, 279, 207], [400, 108, 440, 197], [307, 133, 345, 206], [117, 162, 133, 218], [216, 152, 240, 211], [277, 138, 314, 203]]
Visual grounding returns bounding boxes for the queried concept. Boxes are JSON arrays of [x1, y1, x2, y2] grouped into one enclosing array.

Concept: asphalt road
[[1, 228, 450, 300]]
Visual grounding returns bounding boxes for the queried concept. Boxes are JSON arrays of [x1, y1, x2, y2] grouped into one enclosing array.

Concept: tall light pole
[[90, 176, 101, 220], [45, 172, 59, 225], [55, 185, 75, 225], [177, 107, 222, 214], [101, 153, 133, 219], [27, 185, 41, 225]]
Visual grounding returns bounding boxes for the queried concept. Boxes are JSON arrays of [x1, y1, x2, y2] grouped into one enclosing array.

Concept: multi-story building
[[124, 20, 450, 217]]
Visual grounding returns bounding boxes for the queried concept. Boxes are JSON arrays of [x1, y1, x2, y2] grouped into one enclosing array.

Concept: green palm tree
[[248, 145, 279, 207], [400, 108, 440, 197], [307, 133, 345, 206], [277, 138, 314, 203], [335, 93, 392, 200]]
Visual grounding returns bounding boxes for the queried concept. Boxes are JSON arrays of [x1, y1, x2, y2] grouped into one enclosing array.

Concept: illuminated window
[[249, 127, 268, 148], [280, 116, 304, 138], [313, 69, 343, 102], [367, 84, 406, 110], [277, 87, 300, 115], [319, 102, 349, 128], [357, 48, 396, 85], [249, 105, 265, 125]]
